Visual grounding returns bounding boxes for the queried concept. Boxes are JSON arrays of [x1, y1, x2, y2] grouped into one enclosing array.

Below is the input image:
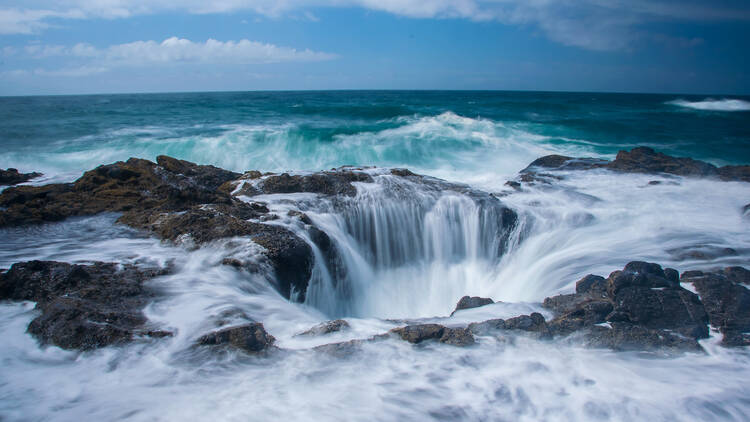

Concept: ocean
[[1, 91, 749, 421]]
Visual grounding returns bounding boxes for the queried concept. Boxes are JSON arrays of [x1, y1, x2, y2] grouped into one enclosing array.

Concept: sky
[[1, 0, 749, 95]]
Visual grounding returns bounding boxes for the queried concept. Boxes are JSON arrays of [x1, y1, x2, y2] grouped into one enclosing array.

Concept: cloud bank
[[5, 37, 337, 77]]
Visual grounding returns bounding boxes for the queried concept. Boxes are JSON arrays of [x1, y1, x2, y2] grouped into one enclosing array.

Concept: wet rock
[[0, 168, 42, 186], [667, 245, 738, 261], [682, 268, 750, 347], [439, 327, 476, 346], [717, 165, 750, 183], [0, 260, 170, 350], [391, 324, 445, 344], [518, 147, 750, 183], [257, 170, 373, 197], [469, 313, 551, 340], [196, 323, 276, 353], [390, 168, 415, 177], [583, 323, 703, 353], [297, 319, 350, 336], [606, 147, 718, 177], [544, 261, 711, 348], [744, 203, 750, 216], [312, 339, 364, 356], [0, 157, 239, 227], [390, 324, 475, 347], [504, 313, 552, 339], [467, 319, 506, 336], [450, 296, 494, 316]]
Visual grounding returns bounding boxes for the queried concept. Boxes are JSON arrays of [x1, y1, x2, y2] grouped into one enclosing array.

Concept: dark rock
[[723, 266, 750, 285], [0, 157, 238, 227], [297, 319, 350, 336], [583, 323, 703, 353], [606, 147, 718, 177], [467, 318, 506, 335], [504, 313, 552, 339], [196, 323, 276, 353], [683, 269, 750, 347], [717, 165, 750, 183], [391, 324, 445, 344], [312, 339, 364, 356], [390, 168, 415, 177], [450, 296, 494, 316], [743, 203, 750, 216], [0, 260, 170, 350], [390, 324, 475, 347], [667, 245, 738, 261], [545, 261, 711, 346], [257, 170, 373, 197], [519, 147, 750, 183], [0, 168, 42, 186], [439, 327, 476, 346], [504, 181, 521, 190]]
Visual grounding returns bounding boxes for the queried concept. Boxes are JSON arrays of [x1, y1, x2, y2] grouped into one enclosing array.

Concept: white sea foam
[[668, 98, 750, 112]]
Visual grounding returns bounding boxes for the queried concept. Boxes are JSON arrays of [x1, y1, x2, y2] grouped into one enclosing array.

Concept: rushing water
[[1, 91, 749, 421]]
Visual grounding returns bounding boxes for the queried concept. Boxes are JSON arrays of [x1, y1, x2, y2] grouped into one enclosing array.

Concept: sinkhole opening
[[298, 190, 519, 320]]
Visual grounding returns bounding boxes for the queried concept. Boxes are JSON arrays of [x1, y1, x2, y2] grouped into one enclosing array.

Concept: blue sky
[[1, 1, 749, 95]]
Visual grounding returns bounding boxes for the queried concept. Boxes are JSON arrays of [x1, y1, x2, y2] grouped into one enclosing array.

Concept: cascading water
[[249, 171, 519, 319]]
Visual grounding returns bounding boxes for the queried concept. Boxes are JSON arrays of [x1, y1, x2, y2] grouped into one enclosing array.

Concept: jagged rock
[[468, 313, 551, 339], [544, 262, 710, 349], [682, 268, 750, 347], [297, 319, 350, 336], [390, 168, 415, 177], [0, 168, 42, 186], [196, 323, 276, 353], [0, 157, 239, 227], [390, 324, 475, 347], [743, 203, 750, 216], [0, 260, 170, 350], [606, 147, 718, 177], [450, 296, 494, 316], [583, 323, 703, 353], [517, 147, 750, 183], [257, 170, 373, 197], [439, 327, 476, 346]]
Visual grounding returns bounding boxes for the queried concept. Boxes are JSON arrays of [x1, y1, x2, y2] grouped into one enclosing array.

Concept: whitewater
[[1, 91, 749, 421]]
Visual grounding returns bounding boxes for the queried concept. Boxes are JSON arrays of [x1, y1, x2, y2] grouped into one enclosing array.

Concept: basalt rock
[[682, 268, 750, 347], [297, 319, 350, 336], [583, 322, 703, 353], [0, 260, 170, 350], [450, 296, 494, 316], [0, 156, 239, 227], [390, 324, 475, 347], [196, 323, 276, 353], [468, 313, 551, 340], [544, 261, 711, 351], [517, 147, 750, 183], [256, 170, 373, 197], [0, 168, 42, 186]]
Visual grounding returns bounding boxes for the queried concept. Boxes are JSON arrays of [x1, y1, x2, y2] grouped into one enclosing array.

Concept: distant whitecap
[[668, 98, 750, 111]]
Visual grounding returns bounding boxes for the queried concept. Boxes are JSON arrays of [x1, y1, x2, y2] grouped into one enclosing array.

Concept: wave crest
[[668, 98, 750, 112]]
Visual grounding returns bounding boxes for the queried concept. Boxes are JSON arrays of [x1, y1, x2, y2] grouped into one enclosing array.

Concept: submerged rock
[[0, 260, 171, 350], [196, 323, 276, 353], [0, 168, 42, 186], [450, 296, 494, 316], [296, 319, 351, 336]]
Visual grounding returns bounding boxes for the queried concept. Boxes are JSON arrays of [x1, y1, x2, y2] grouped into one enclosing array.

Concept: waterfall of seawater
[[249, 172, 518, 319]]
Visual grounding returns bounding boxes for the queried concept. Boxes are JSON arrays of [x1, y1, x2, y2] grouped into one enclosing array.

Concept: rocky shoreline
[[0, 147, 748, 356]]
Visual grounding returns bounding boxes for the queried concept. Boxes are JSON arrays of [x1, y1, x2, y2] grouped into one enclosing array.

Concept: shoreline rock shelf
[[0, 147, 748, 355]]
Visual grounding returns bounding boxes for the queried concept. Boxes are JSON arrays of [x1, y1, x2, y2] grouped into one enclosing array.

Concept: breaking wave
[[668, 98, 750, 112]]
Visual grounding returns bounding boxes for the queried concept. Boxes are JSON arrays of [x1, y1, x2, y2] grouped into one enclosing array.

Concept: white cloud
[[1, 1, 749, 50], [11, 37, 337, 76]]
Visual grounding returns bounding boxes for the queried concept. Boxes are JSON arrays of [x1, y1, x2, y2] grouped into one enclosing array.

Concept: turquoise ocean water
[[1, 91, 749, 183]]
